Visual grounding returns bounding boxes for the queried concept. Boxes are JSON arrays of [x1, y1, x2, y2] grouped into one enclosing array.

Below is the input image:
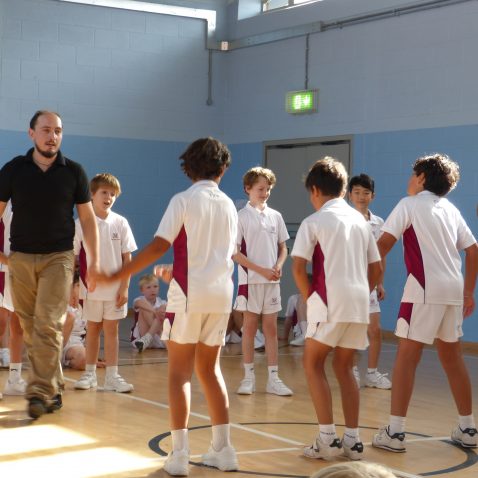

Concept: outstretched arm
[[463, 243, 478, 318], [103, 236, 171, 283]]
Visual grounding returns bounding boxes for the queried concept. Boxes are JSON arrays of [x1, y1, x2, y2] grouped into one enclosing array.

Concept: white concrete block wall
[[223, 2, 478, 143], [0, 0, 225, 141]]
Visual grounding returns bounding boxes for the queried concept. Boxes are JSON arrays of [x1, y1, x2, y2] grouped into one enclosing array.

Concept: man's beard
[[34, 141, 58, 159]]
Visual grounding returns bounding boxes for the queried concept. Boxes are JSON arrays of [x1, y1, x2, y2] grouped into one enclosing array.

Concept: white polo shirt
[[368, 210, 384, 241], [292, 198, 380, 324], [74, 211, 137, 301], [133, 295, 167, 312], [382, 191, 476, 305], [237, 203, 289, 285], [155, 180, 237, 314]]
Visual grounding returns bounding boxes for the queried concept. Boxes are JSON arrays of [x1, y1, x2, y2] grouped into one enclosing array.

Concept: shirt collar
[[246, 202, 269, 214], [26, 147, 66, 166]]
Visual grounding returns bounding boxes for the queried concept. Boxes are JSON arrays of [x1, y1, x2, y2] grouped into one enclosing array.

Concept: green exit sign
[[285, 89, 318, 114]]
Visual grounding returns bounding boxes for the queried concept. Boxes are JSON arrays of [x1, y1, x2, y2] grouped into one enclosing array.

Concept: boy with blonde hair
[[292, 157, 382, 460], [74, 173, 137, 393], [131, 273, 167, 351], [373, 154, 478, 452], [234, 166, 292, 396]]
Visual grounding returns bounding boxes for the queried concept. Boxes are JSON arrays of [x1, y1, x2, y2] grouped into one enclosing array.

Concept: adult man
[[0, 110, 99, 419]]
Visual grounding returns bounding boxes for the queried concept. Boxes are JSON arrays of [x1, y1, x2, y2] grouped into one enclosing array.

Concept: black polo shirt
[[0, 148, 91, 254]]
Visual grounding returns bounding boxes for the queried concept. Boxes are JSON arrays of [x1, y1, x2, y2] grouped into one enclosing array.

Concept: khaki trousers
[[9, 250, 74, 401]]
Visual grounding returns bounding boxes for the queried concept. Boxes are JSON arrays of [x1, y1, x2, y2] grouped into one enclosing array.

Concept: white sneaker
[[134, 333, 152, 353], [202, 444, 238, 471], [0, 348, 10, 368], [290, 335, 305, 346], [74, 371, 97, 390], [451, 426, 477, 448], [343, 440, 364, 460], [352, 366, 361, 388], [237, 377, 255, 395], [372, 426, 406, 453], [3, 377, 27, 396], [365, 371, 392, 390], [303, 436, 343, 459], [254, 330, 265, 349], [104, 374, 134, 393], [163, 449, 190, 476], [266, 376, 293, 396]]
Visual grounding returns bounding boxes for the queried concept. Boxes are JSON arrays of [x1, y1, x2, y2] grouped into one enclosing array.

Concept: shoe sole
[[135, 342, 144, 353], [202, 461, 238, 471], [28, 402, 46, 419], [74, 383, 97, 390], [104, 386, 134, 393], [163, 465, 189, 476], [237, 389, 254, 395], [365, 384, 392, 390], [266, 388, 293, 396], [372, 443, 406, 453], [452, 438, 477, 448]]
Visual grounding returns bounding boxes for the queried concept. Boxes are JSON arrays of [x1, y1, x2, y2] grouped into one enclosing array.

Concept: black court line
[[148, 422, 478, 477]]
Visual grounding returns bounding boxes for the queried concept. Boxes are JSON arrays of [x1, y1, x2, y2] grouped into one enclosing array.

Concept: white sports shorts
[[82, 299, 127, 322], [306, 321, 369, 350], [395, 302, 463, 344], [161, 312, 229, 346], [234, 283, 281, 315], [369, 289, 380, 314]]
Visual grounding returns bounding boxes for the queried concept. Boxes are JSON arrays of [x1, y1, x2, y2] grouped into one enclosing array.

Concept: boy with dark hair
[[373, 153, 478, 452], [292, 157, 382, 460], [348, 174, 391, 390], [98, 137, 239, 476]]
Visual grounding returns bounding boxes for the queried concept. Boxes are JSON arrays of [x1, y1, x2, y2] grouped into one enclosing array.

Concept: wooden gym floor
[[0, 319, 477, 478]]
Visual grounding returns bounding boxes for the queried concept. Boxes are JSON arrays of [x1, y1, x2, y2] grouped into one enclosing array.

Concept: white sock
[[389, 415, 406, 436], [343, 427, 360, 446], [9, 363, 22, 380], [106, 366, 118, 378], [459, 414, 476, 430], [367, 368, 377, 374], [244, 363, 254, 379], [268, 365, 278, 380], [319, 424, 337, 445], [212, 423, 231, 450], [85, 363, 97, 374], [171, 428, 189, 452]]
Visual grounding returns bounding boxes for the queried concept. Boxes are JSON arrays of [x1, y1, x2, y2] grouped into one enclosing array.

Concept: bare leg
[[195, 343, 229, 425], [303, 339, 334, 424], [85, 321, 102, 365], [103, 320, 119, 366], [390, 338, 424, 417], [241, 312, 259, 364], [333, 347, 360, 428], [262, 313, 278, 366], [436, 339, 473, 415], [9, 312, 23, 363], [167, 341, 196, 429], [367, 312, 382, 369]]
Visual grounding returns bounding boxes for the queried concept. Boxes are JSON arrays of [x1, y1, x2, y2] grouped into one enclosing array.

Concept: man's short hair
[[348, 173, 375, 193], [138, 274, 158, 289], [180, 137, 231, 181], [305, 157, 348, 197], [29, 110, 62, 130], [413, 153, 459, 196], [243, 167, 276, 190], [90, 173, 121, 196]]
